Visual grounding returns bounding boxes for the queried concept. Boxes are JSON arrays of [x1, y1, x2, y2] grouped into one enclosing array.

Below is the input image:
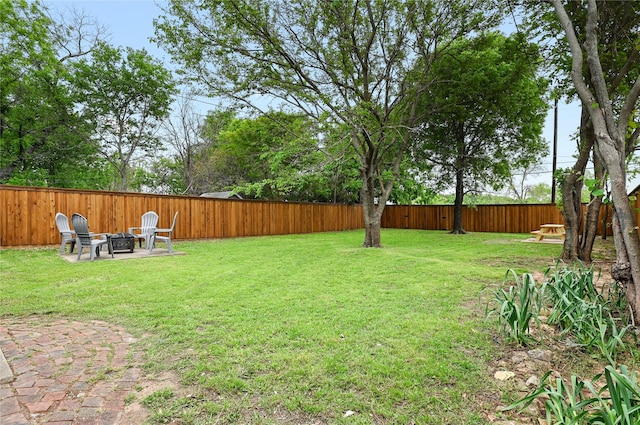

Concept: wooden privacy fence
[[381, 203, 614, 235], [0, 185, 364, 247], [0, 185, 628, 247]]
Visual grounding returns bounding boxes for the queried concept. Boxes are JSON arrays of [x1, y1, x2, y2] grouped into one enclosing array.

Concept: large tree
[[0, 0, 107, 188], [413, 32, 548, 233], [191, 111, 360, 202], [71, 42, 176, 191], [205, 112, 323, 200], [154, 0, 500, 247], [550, 0, 640, 320]]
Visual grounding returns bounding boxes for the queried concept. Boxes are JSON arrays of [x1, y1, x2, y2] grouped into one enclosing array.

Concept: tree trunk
[[596, 132, 640, 323], [560, 170, 583, 261], [560, 106, 593, 262], [601, 204, 610, 240], [451, 168, 466, 234], [579, 197, 602, 262], [361, 167, 383, 248], [550, 0, 640, 321], [611, 212, 635, 312], [578, 150, 605, 262], [363, 216, 382, 248]]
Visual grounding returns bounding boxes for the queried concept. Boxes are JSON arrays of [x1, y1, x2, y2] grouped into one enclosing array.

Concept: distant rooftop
[[199, 191, 243, 199]]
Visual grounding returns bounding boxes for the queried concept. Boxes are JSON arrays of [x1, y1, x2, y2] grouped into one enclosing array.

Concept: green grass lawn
[[1, 229, 565, 424]]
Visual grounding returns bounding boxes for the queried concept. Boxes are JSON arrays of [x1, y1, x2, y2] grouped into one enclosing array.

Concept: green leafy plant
[[588, 306, 629, 366], [542, 263, 630, 365], [587, 365, 640, 424], [486, 270, 542, 345], [512, 370, 594, 424], [508, 366, 640, 425], [544, 262, 602, 326]]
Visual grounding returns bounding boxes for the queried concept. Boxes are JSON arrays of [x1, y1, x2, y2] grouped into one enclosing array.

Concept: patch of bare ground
[[484, 318, 599, 424], [121, 370, 184, 424]]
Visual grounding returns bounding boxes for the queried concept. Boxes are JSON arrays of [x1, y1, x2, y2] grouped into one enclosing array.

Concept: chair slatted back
[[56, 212, 72, 234], [71, 214, 93, 246], [141, 211, 159, 233], [168, 212, 178, 232]]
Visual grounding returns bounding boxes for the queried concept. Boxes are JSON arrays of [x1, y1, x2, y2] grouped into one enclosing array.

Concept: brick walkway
[[0, 317, 144, 425]]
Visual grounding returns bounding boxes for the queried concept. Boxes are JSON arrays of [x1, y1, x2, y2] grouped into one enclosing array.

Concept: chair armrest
[[155, 228, 172, 234]]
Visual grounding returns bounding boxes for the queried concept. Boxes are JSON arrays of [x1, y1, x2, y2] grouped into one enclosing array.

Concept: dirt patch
[[122, 371, 184, 424]]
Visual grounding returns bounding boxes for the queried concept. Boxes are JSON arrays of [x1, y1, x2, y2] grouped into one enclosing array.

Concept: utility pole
[[551, 97, 558, 203]]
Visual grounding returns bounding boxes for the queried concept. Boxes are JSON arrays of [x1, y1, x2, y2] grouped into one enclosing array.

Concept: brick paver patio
[[0, 317, 144, 425]]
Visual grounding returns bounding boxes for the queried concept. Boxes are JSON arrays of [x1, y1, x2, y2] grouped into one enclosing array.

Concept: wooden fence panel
[[381, 203, 612, 235], [0, 185, 365, 247], [5, 184, 638, 247]]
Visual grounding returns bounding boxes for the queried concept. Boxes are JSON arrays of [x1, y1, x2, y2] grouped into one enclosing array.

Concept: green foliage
[[513, 370, 594, 424], [0, 0, 105, 188], [543, 263, 630, 365], [527, 183, 553, 203], [130, 158, 186, 194], [592, 365, 640, 424], [509, 366, 640, 425], [583, 176, 613, 208], [412, 31, 548, 230], [216, 112, 325, 201], [487, 262, 631, 365], [500, 263, 639, 423], [544, 262, 602, 328], [389, 161, 439, 205], [486, 270, 542, 345], [71, 42, 176, 191], [193, 111, 362, 202]]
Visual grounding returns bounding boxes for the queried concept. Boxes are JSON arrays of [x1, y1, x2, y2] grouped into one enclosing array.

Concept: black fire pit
[[108, 232, 135, 254]]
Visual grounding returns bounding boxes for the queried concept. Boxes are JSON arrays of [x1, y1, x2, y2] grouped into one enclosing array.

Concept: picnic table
[[531, 224, 565, 241]]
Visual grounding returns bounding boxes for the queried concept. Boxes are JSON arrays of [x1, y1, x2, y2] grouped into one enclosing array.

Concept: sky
[[44, 0, 598, 190]]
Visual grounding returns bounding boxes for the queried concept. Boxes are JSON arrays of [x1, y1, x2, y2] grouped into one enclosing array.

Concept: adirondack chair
[[154, 212, 178, 253], [128, 211, 159, 252], [71, 213, 111, 261], [55, 212, 76, 254]]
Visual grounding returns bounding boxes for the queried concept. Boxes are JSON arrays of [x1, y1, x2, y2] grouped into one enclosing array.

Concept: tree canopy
[[154, 0, 502, 246], [412, 31, 548, 232], [71, 42, 176, 191], [0, 0, 107, 188]]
